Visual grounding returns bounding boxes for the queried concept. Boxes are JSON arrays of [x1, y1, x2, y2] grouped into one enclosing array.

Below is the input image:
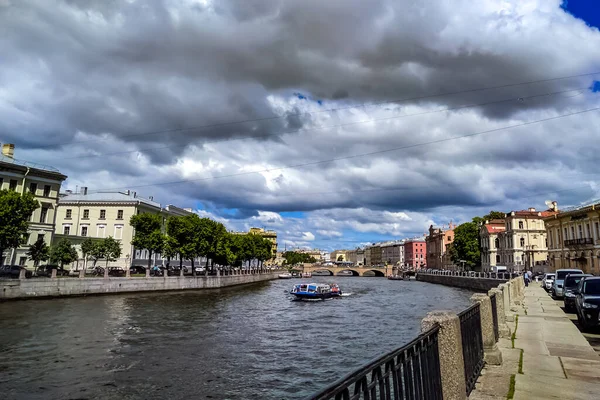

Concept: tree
[[130, 213, 164, 270], [27, 237, 49, 271], [0, 190, 39, 265], [102, 237, 122, 268], [283, 251, 317, 266], [89, 241, 105, 267], [483, 211, 506, 221], [449, 221, 480, 270], [80, 238, 96, 271], [50, 238, 78, 268]]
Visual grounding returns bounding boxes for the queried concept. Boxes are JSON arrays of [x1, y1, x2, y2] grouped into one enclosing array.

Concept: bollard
[[471, 294, 503, 365], [19, 268, 27, 280], [421, 311, 467, 400], [51, 268, 57, 279], [145, 268, 150, 278], [103, 267, 109, 279], [125, 266, 131, 278], [180, 267, 184, 277], [79, 269, 85, 279], [489, 288, 511, 339], [500, 283, 514, 322]]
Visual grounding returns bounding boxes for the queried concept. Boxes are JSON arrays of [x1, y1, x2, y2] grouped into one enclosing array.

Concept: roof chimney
[[2, 143, 15, 158], [133, 192, 137, 198], [126, 190, 130, 196], [528, 207, 536, 212], [81, 187, 88, 195], [552, 201, 558, 212]]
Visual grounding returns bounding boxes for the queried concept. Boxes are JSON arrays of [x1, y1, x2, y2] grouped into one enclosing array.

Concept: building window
[[564, 227, 568, 240], [579, 225, 583, 239], [9, 179, 17, 191], [29, 182, 37, 194], [99, 210, 106, 220], [117, 210, 124, 220], [97, 224, 106, 238], [596, 222, 600, 239], [44, 185, 51, 197], [83, 209, 89, 219], [518, 221, 524, 229], [37, 233, 44, 242], [39, 207, 48, 223], [19, 257, 27, 266], [63, 225, 71, 235], [571, 227, 575, 240], [587, 224, 592, 238], [81, 226, 88, 237], [65, 209, 72, 219], [114, 225, 123, 239], [520, 238, 525, 247]]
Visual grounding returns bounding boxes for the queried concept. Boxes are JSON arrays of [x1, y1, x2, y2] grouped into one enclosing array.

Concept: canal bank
[[0, 271, 279, 300]]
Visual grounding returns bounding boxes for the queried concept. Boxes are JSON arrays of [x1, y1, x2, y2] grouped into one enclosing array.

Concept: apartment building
[[479, 219, 506, 271], [380, 241, 405, 266], [0, 144, 67, 268], [497, 207, 556, 272], [544, 200, 600, 274], [346, 248, 365, 266], [55, 189, 196, 268], [426, 224, 455, 270], [404, 238, 427, 269]]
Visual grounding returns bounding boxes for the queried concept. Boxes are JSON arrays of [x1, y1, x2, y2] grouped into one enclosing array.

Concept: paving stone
[[561, 357, 600, 382]]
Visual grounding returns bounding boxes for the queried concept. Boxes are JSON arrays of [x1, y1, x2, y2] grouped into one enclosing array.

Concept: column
[[471, 294, 502, 365], [489, 288, 511, 339], [421, 311, 467, 400]]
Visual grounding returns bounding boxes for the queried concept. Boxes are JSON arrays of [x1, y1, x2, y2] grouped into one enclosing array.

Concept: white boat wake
[[340, 293, 352, 297]]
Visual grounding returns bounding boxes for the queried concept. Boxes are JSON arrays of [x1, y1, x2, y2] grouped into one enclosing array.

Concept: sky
[[2, 0, 600, 251]]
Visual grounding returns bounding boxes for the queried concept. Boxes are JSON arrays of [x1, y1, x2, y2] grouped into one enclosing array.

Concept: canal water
[[0, 277, 473, 400]]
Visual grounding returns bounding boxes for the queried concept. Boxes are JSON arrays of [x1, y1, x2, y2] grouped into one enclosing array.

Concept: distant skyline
[[2, 0, 600, 251]]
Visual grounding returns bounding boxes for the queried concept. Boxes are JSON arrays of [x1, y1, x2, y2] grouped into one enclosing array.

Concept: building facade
[[232, 227, 278, 260], [368, 244, 382, 266], [0, 144, 67, 268], [330, 250, 347, 262], [497, 208, 555, 272], [345, 248, 365, 266], [544, 200, 600, 274], [426, 224, 455, 270], [479, 219, 506, 271], [55, 189, 198, 269], [380, 241, 405, 266], [404, 238, 427, 269]]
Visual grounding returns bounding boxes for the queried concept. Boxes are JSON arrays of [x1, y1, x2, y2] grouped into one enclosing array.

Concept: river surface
[[0, 277, 473, 400]]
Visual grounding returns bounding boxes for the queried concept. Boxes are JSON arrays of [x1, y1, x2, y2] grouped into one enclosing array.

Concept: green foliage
[[449, 221, 480, 269], [283, 251, 317, 266], [102, 236, 122, 265], [130, 213, 164, 268], [80, 238, 96, 258], [0, 190, 39, 259], [88, 240, 105, 267], [27, 238, 49, 269], [484, 211, 506, 221], [50, 238, 78, 267]]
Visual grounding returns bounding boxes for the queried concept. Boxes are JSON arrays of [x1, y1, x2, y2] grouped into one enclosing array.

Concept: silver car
[[553, 269, 584, 298], [543, 273, 555, 291]]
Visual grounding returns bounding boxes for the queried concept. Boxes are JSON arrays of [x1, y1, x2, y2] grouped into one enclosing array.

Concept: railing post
[[470, 294, 502, 365], [489, 288, 511, 339], [79, 269, 85, 278], [145, 268, 150, 278], [421, 311, 467, 400], [51, 268, 57, 279], [19, 268, 27, 279]]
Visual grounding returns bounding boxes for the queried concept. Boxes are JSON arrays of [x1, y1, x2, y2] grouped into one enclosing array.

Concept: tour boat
[[290, 283, 333, 300], [387, 275, 405, 280], [329, 283, 342, 297], [278, 273, 293, 279]]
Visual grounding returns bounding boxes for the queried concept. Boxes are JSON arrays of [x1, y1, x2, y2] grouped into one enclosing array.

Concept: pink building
[[404, 239, 427, 269]]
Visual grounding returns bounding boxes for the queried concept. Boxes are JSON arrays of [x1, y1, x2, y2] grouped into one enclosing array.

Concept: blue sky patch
[[280, 211, 305, 218], [561, 0, 600, 29]]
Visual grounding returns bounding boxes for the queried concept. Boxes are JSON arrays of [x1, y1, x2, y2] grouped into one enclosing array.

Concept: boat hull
[[291, 292, 333, 300]]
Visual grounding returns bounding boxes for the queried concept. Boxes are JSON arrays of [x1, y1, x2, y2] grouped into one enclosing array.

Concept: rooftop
[[0, 154, 62, 174], [59, 191, 161, 208], [560, 198, 600, 213]]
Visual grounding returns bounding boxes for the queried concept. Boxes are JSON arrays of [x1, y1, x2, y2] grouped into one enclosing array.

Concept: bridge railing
[[418, 269, 511, 280], [458, 303, 485, 396], [306, 325, 443, 400]]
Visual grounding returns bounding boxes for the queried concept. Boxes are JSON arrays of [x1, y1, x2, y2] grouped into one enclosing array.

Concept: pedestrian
[[523, 269, 530, 287]]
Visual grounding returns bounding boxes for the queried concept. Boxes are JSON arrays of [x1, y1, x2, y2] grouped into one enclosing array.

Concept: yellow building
[[544, 200, 600, 274], [330, 250, 347, 262], [55, 188, 196, 268], [232, 227, 278, 260], [0, 144, 67, 268]]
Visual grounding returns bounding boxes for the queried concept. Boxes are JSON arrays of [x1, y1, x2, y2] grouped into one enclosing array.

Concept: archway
[[336, 269, 360, 277], [312, 269, 334, 276], [364, 269, 386, 277]]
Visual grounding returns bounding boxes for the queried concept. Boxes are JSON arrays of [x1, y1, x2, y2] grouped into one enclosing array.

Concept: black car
[[166, 265, 188, 276], [0, 265, 32, 279], [108, 267, 126, 277], [129, 265, 147, 275], [563, 273, 592, 312], [37, 265, 70, 277], [575, 276, 600, 331]]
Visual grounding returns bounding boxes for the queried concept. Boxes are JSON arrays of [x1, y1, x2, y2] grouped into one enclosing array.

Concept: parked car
[[543, 273, 555, 291], [575, 276, 600, 331], [553, 269, 584, 298], [130, 265, 147, 275], [108, 267, 126, 277], [37, 265, 70, 277], [564, 273, 593, 312], [166, 265, 188, 276], [0, 265, 32, 279]]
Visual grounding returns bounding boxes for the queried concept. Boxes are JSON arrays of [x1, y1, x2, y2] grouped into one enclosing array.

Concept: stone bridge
[[302, 264, 396, 277]]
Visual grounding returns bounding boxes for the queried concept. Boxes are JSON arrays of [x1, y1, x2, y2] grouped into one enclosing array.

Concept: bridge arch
[[336, 269, 360, 277], [362, 269, 386, 277], [312, 269, 334, 276]]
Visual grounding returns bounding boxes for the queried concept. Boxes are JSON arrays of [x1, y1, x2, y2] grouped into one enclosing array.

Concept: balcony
[[564, 238, 594, 247]]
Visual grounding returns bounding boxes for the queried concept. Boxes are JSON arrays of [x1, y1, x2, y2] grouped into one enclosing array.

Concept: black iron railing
[[307, 326, 443, 400], [458, 303, 484, 396], [490, 293, 499, 342], [564, 238, 594, 246]]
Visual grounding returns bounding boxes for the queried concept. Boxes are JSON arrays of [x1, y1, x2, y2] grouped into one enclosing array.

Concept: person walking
[[523, 269, 530, 287]]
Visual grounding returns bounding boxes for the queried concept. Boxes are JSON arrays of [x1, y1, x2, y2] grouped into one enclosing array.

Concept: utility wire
[[60, 86, 589, 161], [89, 105, 600, 193], [42, 70, 600, 149]]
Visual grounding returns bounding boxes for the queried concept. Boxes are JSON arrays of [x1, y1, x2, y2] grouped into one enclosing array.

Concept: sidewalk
[[471, 284, 600, 400]]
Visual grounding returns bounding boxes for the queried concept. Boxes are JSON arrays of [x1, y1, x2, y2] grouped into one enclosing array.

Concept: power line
[[89, 105, 600, 192], [60, 86, 589, 161], [42, 70, 600, 149]]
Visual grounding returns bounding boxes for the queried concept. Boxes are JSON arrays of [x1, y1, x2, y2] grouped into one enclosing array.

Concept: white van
[[491, 266, 507, 273]]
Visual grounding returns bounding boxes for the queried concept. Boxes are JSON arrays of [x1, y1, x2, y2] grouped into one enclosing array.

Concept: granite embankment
[[417, 271, 508, 292], [0, 271, 279, 300]]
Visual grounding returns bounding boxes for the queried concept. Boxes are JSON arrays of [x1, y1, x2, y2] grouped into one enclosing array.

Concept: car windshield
[[557, 270, 582, 280], [546, 274, 555, 280], [565, 276, 584, 288], [583, 280, 600, 295]]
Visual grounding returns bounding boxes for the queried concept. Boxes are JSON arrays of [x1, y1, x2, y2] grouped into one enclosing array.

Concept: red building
[[404, 239, 427, 269]]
